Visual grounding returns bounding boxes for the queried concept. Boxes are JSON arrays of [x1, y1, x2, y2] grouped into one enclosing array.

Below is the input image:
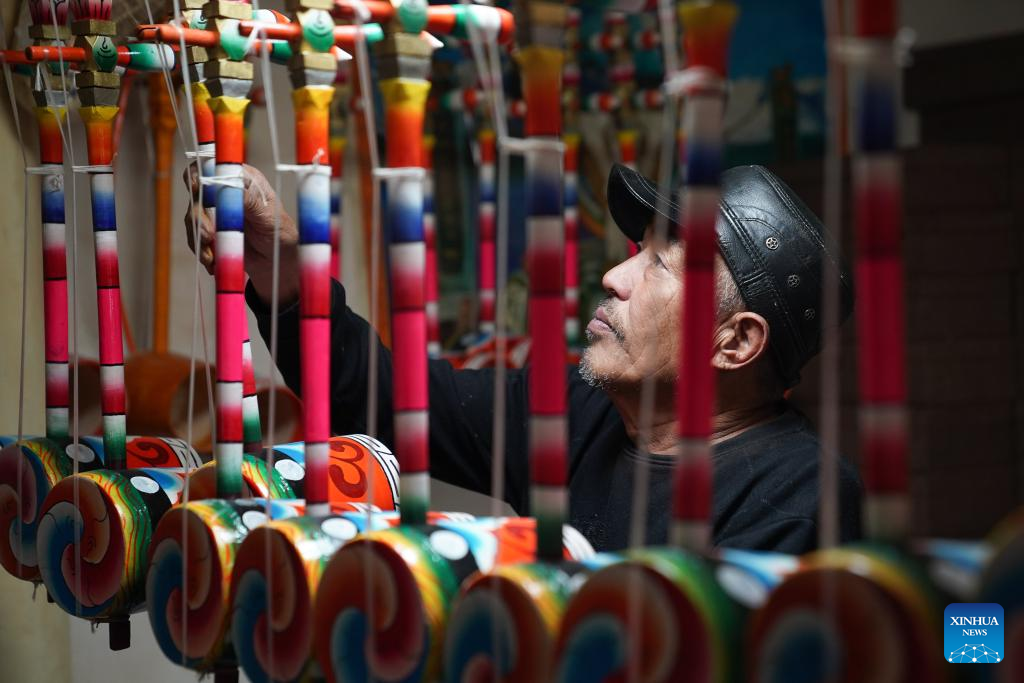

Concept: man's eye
[[653, 254, 667, 269]]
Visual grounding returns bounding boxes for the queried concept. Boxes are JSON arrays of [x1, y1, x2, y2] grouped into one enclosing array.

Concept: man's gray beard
[[579, 335, 608, 389]]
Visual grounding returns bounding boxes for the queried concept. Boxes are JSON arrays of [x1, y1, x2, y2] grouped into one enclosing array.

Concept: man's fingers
[[183, 203, 216, 272], [241, 163, 274, 212], [182, 162, 203, 199]]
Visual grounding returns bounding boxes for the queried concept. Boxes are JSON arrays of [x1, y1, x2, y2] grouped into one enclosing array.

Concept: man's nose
[[601, 252, 641, 300]]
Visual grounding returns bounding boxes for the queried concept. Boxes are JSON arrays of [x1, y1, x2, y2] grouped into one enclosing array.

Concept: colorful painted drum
[[145, 498, 304, 673], [312, 517, 593, 683], [185, 454, 295, 501], [268, 434, 400, 510], [748, 544, 945, 683], [229, 510, 472, 683], [554, 548, 743, 683], [444, 559, 599, 683], [36, 467, 189, 619], [0, 436, 200, 581], [448, 547, 795, 683]]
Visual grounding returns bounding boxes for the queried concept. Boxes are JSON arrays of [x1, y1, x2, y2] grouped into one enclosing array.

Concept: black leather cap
[[607, 163, 854, 387]]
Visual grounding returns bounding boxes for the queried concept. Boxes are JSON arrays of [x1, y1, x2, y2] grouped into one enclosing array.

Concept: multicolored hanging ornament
[[74, 0, 128, 469], [552, 3, 743, 680], [516, 0, 570, 564]]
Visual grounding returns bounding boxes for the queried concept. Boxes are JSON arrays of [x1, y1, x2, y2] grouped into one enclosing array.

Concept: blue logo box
[[945, 603, 1004, 664]]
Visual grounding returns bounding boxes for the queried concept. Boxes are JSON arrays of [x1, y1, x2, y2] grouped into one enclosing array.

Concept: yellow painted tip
[[678, 0, 740, 29]]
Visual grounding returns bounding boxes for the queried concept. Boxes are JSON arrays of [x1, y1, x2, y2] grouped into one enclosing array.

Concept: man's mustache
[[595, 298, 626, 343]]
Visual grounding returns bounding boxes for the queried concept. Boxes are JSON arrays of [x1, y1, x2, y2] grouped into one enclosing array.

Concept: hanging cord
[[0, 4, 33, 581], [626, 3, 682, 681], [246, 8, 284, 675], [163, 0, 219, 470], [148, 0, 220, 663], [457, 0, 511, 525], [39, 0, 85, 618], [628, 0, 682, 550], [350, 1, 382, 445], [346, 2, 383, 556]]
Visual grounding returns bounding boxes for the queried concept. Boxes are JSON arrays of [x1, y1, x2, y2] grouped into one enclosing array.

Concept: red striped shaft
[[671, 1, 738, 550], [37, 105, 70, 441], [853, 0, 908, 541], [294, 85, 335, 514], [379, 74, 432, 523], [81, 108, 128, 468], [520, 40, 567, 562], [563, 133, 580, 349], [619, 130, 640, 258], [210, 95, 249, 498], [478, 128, 497, 334]]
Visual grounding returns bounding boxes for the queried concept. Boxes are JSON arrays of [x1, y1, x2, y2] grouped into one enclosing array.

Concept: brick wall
[[772, 35, 1024, 537]]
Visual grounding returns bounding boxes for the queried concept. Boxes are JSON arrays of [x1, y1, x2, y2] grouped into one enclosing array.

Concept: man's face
[[580, 229, 683, 389]]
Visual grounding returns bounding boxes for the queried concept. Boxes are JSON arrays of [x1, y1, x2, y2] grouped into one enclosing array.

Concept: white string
[[146, 0, 214, 665], [458, 10, 514, 675], [627, 4, 681, 680], [663, 65, 724, 96], [138, 0, 218, 472], [164, 2, 215, 502], [457, 0, 510, 528], [349, 2, 382, 546], [23, 163, 64, 174], [70, 164, 116, 173], [38, 0, 84, 617], [0, 6, 31, 581], [832, 30, 916, 68], [248, 11, 283, 678], [498, 136, 565, 155], [371, 166, 425, 180], [347, 4, 382, 674], [630, 0, 681, 547]]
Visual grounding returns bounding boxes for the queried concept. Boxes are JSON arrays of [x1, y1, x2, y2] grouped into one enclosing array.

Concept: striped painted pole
[[423, 133, 442, 358], [205, 0, 256, 500], [376, 21, 434, 525], [285, 0, 338, 516], [563, 17, 581, 351], [563, 132, 581, 351], [28, 0, 71, 443], [291, 74, 336, 518], [851, 0, 908, 542], [517, 0, 569, 563], [39, 105, 70, 443], [670, 0, 738, 551], [477, 127, 497, 336], [72, 0, 127, 470], [609, 11, 639, 260]]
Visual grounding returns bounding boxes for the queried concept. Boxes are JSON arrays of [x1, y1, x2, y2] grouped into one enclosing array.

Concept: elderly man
[[184, 162, 862, 553]]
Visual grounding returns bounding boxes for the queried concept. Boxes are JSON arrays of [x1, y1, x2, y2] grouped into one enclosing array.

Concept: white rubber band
[[71, 164, 115, 174], [663, 66, 725, 96], [24, 164, 64, 175], [499, 136, 566, 155], [372, 166, 426, 180]]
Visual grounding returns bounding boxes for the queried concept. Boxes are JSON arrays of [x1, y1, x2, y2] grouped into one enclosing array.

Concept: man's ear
[[712, 312, 770, 371]]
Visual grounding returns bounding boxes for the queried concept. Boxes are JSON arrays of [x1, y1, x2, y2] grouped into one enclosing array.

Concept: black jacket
[[249, 279, 862, 553]]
